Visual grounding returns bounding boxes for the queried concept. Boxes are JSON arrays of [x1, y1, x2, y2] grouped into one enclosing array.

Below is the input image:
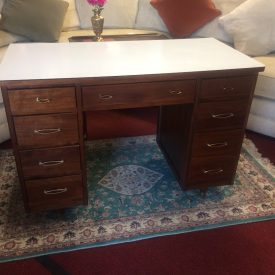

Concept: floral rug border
[[0, 136, 274, 262]]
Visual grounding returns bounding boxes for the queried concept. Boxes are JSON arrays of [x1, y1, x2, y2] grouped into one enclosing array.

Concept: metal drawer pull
[[99, 94, 113, 100], [36, 97, 50, 103], [203, 168, 224, 175], [222, 87, 235, 92], [38, 160, 64, 166], [169, 90, 183, 95], [211, 113, 234, 119], [34, 128, 61, 135], [43, 188, 68, 195], [207, 142, 228, 148]]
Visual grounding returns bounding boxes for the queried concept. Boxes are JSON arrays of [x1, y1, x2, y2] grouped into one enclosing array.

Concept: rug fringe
[[243, 137, 275, 177]]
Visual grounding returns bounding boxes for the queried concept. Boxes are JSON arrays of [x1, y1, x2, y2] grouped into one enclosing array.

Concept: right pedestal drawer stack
[[187, 75, 257, 189]]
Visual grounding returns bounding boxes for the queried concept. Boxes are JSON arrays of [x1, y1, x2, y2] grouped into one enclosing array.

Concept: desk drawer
[[9, 87, 76, 115], [14, 113, 79, 149], [192, 130, 243, 157], [188, 156, 238, 186], [200, 76, 255, 101], [20, 145, 81, 179], [82, 80, 196, 110], [195, 100, 248, 131], [26, 175, 84, 211]]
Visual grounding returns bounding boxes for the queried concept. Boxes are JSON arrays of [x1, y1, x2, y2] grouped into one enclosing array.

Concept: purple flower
[[87, 0, 107, 7]]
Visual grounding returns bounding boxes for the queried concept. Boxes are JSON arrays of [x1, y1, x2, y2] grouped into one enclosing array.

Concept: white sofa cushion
[[0, 122, 10, 143], [0, 87, 3, 104], [134, 0, 168, 33], [255, 54, 275, 79], [0, 103, 9, 143], [0, 0, 4, 12], [76, 0, 139, 29], [191, 0, 247, 43], [219, 0, 275, 56], [0, 45, 7, 63], [253, 54, 275, 101], [0, 46, 8, 104], [250, 97, 275, 121], [63, 0, 80, 30], [254, 75, 275, 101], [0, 104, 7, 125], [247, 113, 275, 138]]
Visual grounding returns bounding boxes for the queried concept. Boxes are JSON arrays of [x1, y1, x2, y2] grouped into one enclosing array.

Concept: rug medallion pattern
[[0, 135, 274, 262]]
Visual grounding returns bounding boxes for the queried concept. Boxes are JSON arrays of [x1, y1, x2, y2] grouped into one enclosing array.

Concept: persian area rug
[[0, 136, 274, 262]]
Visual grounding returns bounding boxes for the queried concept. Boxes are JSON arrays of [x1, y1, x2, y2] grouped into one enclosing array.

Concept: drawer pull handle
[[34, 128, 61, 135], [38, 160, 64, 166], [36, 97, 50, 103], [169, 90, 183, 95], [203, 168, 224, 175], [43, 188, 68, 195], [99, 94, 113, 100], [207, 142, 228, 148], [211, 113, 234, 119], [222, 87, 235, 92]]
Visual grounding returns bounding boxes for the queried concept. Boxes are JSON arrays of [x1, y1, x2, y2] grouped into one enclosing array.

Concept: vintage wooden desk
[[0, 38, 264, 212]]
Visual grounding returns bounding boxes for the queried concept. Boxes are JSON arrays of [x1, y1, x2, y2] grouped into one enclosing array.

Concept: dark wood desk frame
[[1, 67, 262, 212]]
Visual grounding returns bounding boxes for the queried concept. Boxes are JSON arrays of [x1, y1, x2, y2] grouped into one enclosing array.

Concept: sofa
[[0, 0, 274, 143]]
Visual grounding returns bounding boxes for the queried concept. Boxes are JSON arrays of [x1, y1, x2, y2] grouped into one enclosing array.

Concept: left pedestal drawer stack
[[4, 86, 86, 212]]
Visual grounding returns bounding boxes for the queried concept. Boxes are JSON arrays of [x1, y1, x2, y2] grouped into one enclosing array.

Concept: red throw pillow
[[150, 0, 221, 37]]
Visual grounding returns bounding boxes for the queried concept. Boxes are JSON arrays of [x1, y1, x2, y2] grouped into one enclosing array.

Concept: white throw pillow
[[134, 0, 168, 33], [213, 0, 247, 14], [219, 0, 275, 56], [76, 0, 139, 29], [63, 0, 80, 30], [191, 17, 231, 43], [191, 0, 247, 43]]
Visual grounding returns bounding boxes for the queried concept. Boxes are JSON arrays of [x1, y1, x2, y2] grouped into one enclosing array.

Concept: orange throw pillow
[[150, 0, 221, 37]]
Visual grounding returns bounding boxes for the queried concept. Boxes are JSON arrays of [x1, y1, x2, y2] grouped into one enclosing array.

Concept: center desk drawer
[[20, 145, 81, 179], [82, 80, 196, 110], [14, 114, 79, 149], [8, 87, 76, 115]]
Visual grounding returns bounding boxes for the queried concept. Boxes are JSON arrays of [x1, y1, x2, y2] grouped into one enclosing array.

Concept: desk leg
[[76, 86, 88, 205], [157, 104, 193, 189]]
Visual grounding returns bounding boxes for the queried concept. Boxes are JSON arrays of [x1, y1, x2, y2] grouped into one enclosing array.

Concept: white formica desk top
[[0, 38, 264, 81]]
